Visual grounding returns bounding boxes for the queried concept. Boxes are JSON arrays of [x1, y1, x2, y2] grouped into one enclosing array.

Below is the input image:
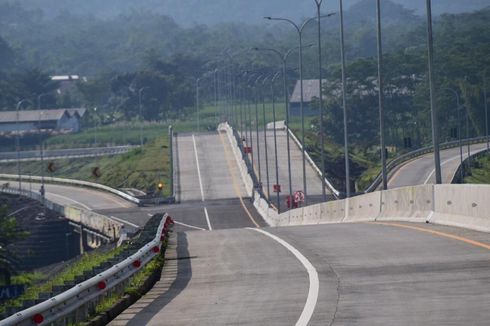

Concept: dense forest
[[0, 0, 487, 24], [0, 0, 489, 184]]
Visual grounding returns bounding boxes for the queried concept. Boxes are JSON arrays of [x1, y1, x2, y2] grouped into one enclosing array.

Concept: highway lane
[[113, 222, 490, 325], [242, 126, 327, 206], [388, 142, 488, 188]]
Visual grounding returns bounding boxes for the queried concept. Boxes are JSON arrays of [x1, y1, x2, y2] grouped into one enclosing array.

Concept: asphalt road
[[388, 142, 489, 188], [112, 222, 490, 326]]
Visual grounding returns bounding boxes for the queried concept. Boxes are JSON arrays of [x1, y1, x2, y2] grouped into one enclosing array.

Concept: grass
[[1, 135, 171, 195], [0, 245, 126, 314], [464, 153, 490, 184]]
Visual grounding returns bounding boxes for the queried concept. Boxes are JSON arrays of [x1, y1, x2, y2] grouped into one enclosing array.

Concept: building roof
[[289, 79, 327, 104], [0, 108, 85, 123]]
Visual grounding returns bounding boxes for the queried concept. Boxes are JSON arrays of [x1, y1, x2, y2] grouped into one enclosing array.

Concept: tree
[[0, 206, 28, 285]]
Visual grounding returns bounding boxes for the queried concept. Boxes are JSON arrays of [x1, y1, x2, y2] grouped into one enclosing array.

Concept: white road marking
[[48, 193, 93, 211], [192, 134, 205, 202], [192, 134, 213, 231], [424, 155, 461, 184], [248, 228, 319, 326], [204, 207, 212, 231], [110, 216, 140, 229], [173, 220, 207, 231]]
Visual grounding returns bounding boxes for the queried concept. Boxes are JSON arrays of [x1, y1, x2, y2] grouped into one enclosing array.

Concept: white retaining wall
[[222, 122, 490, 233]]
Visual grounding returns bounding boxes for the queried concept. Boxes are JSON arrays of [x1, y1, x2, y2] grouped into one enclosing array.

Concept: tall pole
[[265, 14, 334, 204], [254, 75, 263, 186], [15, 99, 31, 194], [169, 125, 174, 197], [255, 45, 305, 209], [214, 69, 219, 125], [445, 88, 464, 182], [196, 78, 201, 132], [339, 0, 351, 197], [271, 72, 281, 212], [483, 72, 489, 150], [376, 0, 388, 190], [425, 0, 442, 184], [37, 94, 48, 211], [138, 87, 148, 147], [262, 76, 271, 202], [315, 0, 327, 201], [465, 104, 471, 174]]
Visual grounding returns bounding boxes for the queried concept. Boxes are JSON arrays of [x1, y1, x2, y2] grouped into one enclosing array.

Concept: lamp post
[[261, 75, 272, 202], [138, 87, 149, 146], [195, 78, 201, 132], [93, 107, 98, 147], [271, 71, 282, 212], [483, 70, 489, 151], [265, 13, 335, 205], [313, 0, 334, 201], [37, 93, 50, 210], [254, 75, 264, 187], [444, 88, 464, 182], [253, 46, 307, 207], [338, 0, 352, 197], [376, 0, 388, 190], [425, 0, 442, 184], [15, 99, 32, 194]]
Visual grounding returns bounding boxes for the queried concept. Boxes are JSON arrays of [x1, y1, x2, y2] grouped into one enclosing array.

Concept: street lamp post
[[266, 13, 335, 205], [271, 72, 282, 212], [483, 70, 489, 151], [15, 99, 32, 194], [37, 93, 50, 211], [138, 87, 149, 146], [254, 46, 307, 207], [425, 0, 442, 184], [339, 0, 351, 197], [262, 75, 272, 202], [444, 88, 464, 183], [314, 0, 329, 201], [195, 78, 201, 133], [254, 75, 264, 187], [376, 0, 388, 190], [93, 107, 98, 147]]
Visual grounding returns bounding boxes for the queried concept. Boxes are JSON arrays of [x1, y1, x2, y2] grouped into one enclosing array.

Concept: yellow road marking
[[219, 132, 261, 228], [374, 222, 490, 250]]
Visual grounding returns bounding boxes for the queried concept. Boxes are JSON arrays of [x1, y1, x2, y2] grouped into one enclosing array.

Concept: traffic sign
[[244, 146, 252, 154], [273, 184, 281, 193]]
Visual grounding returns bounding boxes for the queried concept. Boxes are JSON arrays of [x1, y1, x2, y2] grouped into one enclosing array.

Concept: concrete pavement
[[389, 142, 488, 188], [112, 222, 490, 325]]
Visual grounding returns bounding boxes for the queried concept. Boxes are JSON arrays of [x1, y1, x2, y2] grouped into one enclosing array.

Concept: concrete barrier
[[377, 185, 433, 223], [344, 191, 381, 222], [431, 184, 490, 233]]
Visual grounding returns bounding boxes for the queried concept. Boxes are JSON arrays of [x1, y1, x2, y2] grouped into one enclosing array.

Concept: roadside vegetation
[[0, 245, 127, 315], [464, 152, 490, 185]]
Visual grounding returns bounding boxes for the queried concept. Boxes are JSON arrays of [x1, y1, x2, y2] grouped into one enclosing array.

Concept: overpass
[[2, 125, 490, 325]]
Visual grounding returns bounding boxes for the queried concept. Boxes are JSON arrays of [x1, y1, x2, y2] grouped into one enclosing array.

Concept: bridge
[[2, 122, 490, 326]]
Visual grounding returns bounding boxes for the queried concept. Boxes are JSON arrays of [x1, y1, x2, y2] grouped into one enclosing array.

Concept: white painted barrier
[[431, 184, 490, 233], [377, 185, 433, 223], [344, 191, 381, 222], [221, 122, 490, 234]]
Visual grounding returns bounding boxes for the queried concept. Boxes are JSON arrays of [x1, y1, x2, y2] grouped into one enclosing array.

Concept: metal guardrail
[[364, 136, 490, 193], [0, 146, 138, 162], [0, 174, 140, 206], [0, 214, 173, 326]]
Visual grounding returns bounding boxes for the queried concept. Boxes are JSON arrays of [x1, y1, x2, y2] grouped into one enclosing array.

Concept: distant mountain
[[0, 0, 488, 25]]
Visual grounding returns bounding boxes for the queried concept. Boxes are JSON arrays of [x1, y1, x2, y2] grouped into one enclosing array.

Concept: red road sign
[[244, 146, 252, 154], [273, 184, 281, 193]]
